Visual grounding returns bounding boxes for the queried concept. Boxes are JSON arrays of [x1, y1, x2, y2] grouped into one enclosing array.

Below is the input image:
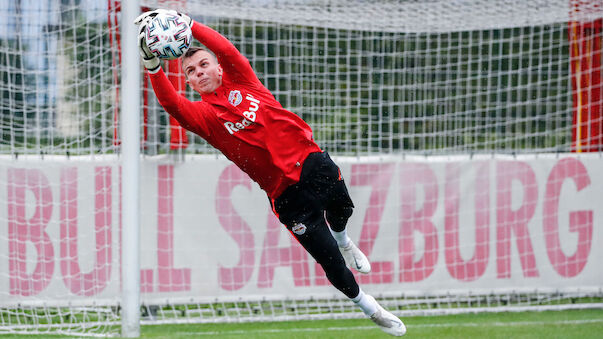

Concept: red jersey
[[149, 21, 322, 199]]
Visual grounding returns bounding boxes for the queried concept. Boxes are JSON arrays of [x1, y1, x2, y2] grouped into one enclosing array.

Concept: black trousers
[[271, 152, 359, 298]]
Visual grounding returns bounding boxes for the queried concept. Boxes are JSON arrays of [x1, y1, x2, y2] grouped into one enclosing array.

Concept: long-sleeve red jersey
[[148, 21, 322, 199]]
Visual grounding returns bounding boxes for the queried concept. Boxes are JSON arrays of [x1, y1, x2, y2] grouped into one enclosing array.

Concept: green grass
[[1, 309, 602, 338]]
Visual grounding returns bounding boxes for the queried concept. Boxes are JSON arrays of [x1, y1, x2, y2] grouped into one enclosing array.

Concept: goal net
[[1, 0, 602, 336]]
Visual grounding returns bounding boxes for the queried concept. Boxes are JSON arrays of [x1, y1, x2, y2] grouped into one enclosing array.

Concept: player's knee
[[326, 206, 353, 232], [339, 206, 354, 219]]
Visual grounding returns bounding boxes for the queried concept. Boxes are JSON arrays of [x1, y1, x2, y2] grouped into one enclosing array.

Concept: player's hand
[[135, 22, 161, 73], [133, 9, 193, 29]]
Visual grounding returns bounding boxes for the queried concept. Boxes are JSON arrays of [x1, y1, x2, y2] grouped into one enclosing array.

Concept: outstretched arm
[[133, 9, 209, 137], [147, 68, 209, 138]]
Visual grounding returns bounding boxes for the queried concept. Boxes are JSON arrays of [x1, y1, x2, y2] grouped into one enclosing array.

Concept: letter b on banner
[[399, 163, 439, 282], [7, 169, 54, 296]]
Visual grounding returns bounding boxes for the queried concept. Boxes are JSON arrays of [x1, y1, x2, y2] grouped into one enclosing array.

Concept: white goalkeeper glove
[[135, 22, 161, 73], [133, 9, 193, 29]]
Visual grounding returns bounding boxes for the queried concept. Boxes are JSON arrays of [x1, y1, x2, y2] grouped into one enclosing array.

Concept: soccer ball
[[145, 13, 192, 60]]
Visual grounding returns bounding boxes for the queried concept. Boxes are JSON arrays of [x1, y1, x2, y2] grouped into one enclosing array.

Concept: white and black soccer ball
[[145, 13, 192, 60]]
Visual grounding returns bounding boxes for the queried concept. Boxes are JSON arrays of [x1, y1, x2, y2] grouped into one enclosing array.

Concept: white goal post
[[0, 0, 602, 337]]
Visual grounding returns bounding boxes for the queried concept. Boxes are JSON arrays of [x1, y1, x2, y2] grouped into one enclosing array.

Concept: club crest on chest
[[228, 90, 243, 107]]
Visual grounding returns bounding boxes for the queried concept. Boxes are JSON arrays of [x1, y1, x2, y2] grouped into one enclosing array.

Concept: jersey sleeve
[[148, 68, 210, 139], [191, 21, 259, 84]]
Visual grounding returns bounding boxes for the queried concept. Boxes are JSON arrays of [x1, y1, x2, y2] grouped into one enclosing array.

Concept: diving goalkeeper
[[134, 9, 405, 337]]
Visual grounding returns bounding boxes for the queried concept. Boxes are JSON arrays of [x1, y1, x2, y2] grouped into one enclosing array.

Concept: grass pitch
[[0, 309, 601, 338], [139, 309, 603, 339]]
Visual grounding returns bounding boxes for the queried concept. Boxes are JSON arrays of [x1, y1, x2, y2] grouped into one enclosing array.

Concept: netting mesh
[[0, 1, 119, 156], [140, 0, 600, 155], [2, 0, 601, 156], [0, 0, 602, 337]]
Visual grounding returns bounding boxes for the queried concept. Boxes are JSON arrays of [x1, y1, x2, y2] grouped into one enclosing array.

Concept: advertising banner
[[1, 154, 601, 305]]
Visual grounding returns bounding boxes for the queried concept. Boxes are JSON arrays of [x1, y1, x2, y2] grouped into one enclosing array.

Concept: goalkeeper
[[134, 9, 405, 337]]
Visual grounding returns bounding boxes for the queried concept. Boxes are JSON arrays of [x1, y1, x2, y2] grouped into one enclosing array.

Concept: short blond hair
[[182, 46, 217, 62]]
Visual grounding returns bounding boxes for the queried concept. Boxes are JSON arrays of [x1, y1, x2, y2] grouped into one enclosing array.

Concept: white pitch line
[[181, 318, 603, 336]]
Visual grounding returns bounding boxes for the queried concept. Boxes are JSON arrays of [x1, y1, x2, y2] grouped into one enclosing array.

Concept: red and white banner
[[0, 154, 601, 306]]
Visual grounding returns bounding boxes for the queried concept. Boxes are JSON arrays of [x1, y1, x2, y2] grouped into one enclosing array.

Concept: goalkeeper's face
[[183, 50, 223, 95]]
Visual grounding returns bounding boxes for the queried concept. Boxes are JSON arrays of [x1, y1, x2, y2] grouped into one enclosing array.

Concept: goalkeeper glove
[[136, 22, 161, 73], [133, 9, 193, 29]]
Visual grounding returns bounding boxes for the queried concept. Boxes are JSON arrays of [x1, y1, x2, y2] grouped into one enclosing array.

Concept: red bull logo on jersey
[[224, 94, 260, 134]]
